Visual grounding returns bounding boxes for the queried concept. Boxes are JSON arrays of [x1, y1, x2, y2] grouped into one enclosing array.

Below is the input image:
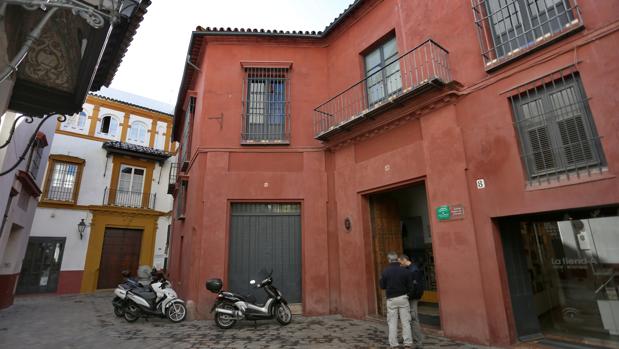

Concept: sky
[[110, 0, 355, 109]]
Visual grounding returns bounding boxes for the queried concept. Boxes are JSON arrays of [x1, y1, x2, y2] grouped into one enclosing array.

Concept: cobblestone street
[[0, 292, 493, 348]]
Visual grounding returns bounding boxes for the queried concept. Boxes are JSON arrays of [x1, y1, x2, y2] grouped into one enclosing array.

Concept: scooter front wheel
[[275, 303, 292, 325], [167, 302, 187, 323], [124, 304, 139, 323], [214, 304, 237, 329]]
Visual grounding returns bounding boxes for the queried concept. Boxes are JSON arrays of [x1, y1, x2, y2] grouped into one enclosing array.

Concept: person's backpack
[[409, 265, 425, 300]]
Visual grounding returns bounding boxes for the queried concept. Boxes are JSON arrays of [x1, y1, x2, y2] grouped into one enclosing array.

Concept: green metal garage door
[[229, 203, 301, 303]]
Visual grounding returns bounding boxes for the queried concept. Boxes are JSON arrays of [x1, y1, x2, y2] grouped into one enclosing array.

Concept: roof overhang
[[5, 0, 150, 117], [102, 141, 171, 163], [171, 0, 366, 141]]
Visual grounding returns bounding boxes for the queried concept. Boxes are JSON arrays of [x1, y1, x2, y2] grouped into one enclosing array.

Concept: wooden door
[[370, 195, 403, 316], [97, 228, 142, 289]]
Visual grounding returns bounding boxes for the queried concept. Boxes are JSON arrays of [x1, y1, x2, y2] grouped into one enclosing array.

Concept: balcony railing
[[313, 39, 451, 139], [103, 187, 156, 210]]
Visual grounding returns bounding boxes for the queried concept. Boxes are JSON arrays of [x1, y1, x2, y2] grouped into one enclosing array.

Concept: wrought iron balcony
[[313, 39, 451, 140], [103, 187, 156, 210]]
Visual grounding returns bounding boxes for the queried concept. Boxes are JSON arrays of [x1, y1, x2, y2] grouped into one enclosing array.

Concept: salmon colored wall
[[169, 0, 619, 345]]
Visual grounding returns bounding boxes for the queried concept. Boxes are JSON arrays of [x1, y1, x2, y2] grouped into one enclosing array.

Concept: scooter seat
[[132, 289, 157, 301]]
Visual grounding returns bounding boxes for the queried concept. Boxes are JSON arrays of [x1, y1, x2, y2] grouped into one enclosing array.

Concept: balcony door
[[116, 165, 145, 207], [365, 36, 402, 106]]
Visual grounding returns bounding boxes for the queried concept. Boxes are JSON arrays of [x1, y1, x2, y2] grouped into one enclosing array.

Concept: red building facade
[[170, 0, 619, 346]]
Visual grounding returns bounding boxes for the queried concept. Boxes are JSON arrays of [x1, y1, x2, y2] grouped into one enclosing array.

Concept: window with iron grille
[[45, 162, 79, 202], [472, 0, 582, 67], [27, 139, 44, 179], [176, 180, 187, 219], [242, 68, 290, 143], [364, 36, 401, 106], [179, 97, 195, 170], [510, 72, 605, 181]]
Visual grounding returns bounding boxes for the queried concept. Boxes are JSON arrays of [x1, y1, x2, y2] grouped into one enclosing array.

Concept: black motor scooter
[[207, 270, 292, 329]]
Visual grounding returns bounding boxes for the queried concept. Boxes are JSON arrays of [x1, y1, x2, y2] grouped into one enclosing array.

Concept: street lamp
[[78, 219, 87, 239]]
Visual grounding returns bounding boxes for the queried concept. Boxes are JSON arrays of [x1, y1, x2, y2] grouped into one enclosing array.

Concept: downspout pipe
[[0, 7, 59, 84]]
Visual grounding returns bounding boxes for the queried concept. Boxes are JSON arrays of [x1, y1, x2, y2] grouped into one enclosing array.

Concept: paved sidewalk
[[0, 292, 492, 348]]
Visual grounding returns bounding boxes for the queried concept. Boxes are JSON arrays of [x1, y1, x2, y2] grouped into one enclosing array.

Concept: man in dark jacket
[[380, 251, 413, 347], [399, 254, 425, 348]]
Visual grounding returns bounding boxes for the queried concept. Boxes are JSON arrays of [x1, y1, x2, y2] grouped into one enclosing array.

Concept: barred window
[[510, 71, 605, 181], [472, 0, 582, 67], [46, 162, 78, 201], [242, 67, 290, 143]]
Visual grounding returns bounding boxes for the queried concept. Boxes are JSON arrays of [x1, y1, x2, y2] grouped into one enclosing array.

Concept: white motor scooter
[[118, 270, 186, 323]]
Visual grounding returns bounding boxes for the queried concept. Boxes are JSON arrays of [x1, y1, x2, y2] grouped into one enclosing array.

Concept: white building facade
[[22, 88, 177, 295]]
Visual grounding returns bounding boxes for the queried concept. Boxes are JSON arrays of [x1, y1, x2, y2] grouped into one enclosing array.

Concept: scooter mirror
[[249, 280, 256, 285]]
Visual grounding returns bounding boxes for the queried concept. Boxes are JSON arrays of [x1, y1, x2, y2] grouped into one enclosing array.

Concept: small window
[[76, 111, 87, 129], [242, 68, 290, 143], [100, 115, 119, 136], [364, 36, 402, 106], [180, 97, 195, 168], [27, 137, 45, 179], [43, 156, 85, 203], [154, 125, 166, 150], [128, 121, 148, 144], [176, 180, 188, 219], [510, 72, 605, 180]]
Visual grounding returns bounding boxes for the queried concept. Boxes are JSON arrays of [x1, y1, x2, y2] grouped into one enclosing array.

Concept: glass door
[[116, 165, 145, 207]]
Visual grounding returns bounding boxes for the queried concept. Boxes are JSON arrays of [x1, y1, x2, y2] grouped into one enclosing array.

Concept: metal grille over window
[[509, 70, 605, 183], [46, 162, 78, 201], [27, 139, 43, 179], [471, 0, 582, 67], [241, 67, 290, 143]]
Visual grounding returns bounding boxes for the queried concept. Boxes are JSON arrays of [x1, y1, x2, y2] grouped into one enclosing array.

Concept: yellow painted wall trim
[[80, 210, 160, 293], [88, 105, 101, 136], [120, 112, 130, 142], [148, 119, 157, 148]]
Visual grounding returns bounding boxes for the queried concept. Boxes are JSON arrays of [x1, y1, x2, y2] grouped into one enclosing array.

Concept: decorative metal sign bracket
[[3, 0, 123, 28]]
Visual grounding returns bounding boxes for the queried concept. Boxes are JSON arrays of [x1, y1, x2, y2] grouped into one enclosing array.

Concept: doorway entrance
[[97, 228, 142, 289], [500, 212, 619, 345], [368, 182, 440, 327], [16, 237, 65, 294]]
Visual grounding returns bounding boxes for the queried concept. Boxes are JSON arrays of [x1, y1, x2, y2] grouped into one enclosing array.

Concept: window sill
[[525, 167, 615, 192], [177, 215, 186, 221], [39, 200, 79, 208], [241, 140, 290, 146], [484, 21, 584, 72], [16, 170, 41, 197]]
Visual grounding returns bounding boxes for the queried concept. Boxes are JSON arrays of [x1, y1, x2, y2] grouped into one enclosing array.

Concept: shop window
[[471, 0, 582, 68], [242, 68, 290, 143], [42, 155, 85, 203], [509, 71, 605, 181], [99, 115, 119, 137], [364, 36, 401, 106]]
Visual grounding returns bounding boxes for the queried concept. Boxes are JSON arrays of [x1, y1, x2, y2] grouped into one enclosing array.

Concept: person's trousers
[[409, 299, 424, 346], [386, 294, 412, 347]]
